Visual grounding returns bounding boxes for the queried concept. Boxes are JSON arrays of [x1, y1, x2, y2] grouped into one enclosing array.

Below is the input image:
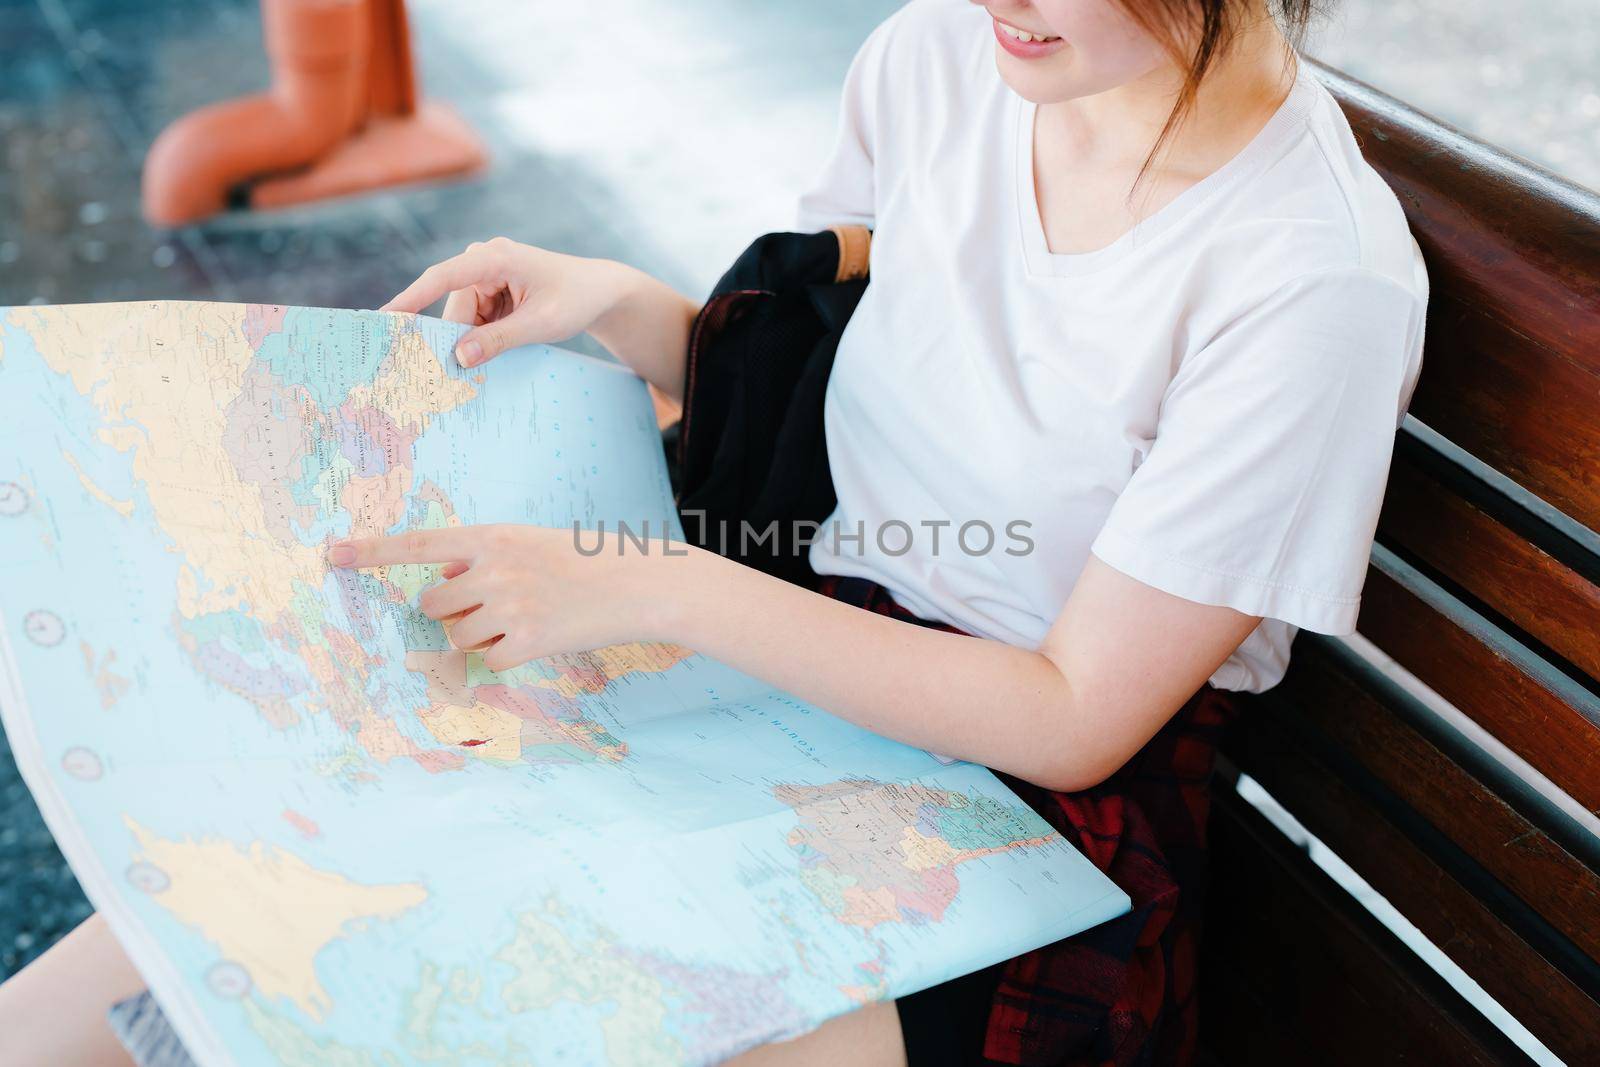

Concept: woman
[[0, 0, 1426, 1064]]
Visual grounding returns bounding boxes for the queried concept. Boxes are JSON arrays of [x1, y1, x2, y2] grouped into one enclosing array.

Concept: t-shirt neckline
[[1013, 66, 1318, 278]]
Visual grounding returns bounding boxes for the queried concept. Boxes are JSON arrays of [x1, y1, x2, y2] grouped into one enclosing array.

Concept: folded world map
[[0, 301, 1128, 1066]]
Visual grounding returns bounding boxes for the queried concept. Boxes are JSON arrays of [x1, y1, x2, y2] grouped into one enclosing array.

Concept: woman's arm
[[667, 549, 1259, 792], [583, 263, 700, 403], [331, 529, 1259, 793], [381, 238, 700, 401]]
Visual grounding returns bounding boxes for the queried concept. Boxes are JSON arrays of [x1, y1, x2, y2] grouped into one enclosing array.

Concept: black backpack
[[671, 226, 871, 586]]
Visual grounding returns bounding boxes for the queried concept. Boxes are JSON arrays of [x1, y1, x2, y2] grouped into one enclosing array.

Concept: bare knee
[[724, 999, 906, 1067], [0, 914, 145, 1066]]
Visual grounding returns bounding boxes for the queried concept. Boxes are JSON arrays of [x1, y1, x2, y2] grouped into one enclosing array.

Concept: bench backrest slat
[[1218, 637, 1600, 1064], [1379, 426, 1600, 686], [1357, 545, 1600, 815], [1272, 637, 1600, 969], [1204, 784, 1539, 1067], [1315, 63, 1600, 533], [1220, 720, 1600, 1062]]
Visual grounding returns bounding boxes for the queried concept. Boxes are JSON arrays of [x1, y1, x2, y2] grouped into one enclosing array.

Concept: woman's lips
[[992, 17, 1065, 60]]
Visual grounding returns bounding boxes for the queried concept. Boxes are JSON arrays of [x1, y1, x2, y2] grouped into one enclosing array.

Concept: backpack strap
[[829, 224, 872, 283]]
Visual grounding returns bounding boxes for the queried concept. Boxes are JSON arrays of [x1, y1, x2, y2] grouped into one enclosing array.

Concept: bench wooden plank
[[1318, 62, 1600, 532], [1356, 546, 1600, 816], [1266, 636, 1600, 968], [1403, 301, 1600, 534], [1378, 433, 1600, 686], [1202, 783, 1533, 1067], [1229, 712, 1600, 1062]]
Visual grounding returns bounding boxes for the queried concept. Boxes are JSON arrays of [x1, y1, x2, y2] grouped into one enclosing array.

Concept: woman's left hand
[[327, 525, 691, 672]]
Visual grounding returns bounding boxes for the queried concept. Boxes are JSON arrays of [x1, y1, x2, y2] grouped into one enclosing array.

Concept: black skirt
[[897, 963, 1007, 1066]]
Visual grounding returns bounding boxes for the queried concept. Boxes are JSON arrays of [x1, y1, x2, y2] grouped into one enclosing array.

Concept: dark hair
[[1115, 0, 1326, 193]]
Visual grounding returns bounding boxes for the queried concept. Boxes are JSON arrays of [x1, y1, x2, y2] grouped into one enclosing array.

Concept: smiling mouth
[[995, 19, 1061, 44]]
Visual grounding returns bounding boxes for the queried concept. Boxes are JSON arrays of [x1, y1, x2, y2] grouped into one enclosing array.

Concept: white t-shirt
[[794, 0, 1428, 693]]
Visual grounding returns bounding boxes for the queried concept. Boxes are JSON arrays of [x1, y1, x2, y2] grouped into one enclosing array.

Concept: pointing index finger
[[380, 252, 481, 314], [329, 527, 482, 569]]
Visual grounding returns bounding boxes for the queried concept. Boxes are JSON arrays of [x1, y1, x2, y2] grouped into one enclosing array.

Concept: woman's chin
[[993, 50, 1092, 105], [993, 46, 1172, 107]]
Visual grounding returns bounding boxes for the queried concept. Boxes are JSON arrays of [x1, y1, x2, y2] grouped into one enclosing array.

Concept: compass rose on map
[[0, 482, 27, 516], [125, 862, 171, 894], [60, 746, 104, 781], [206, 960, 253, 1000], [23, 609, 66, 647]]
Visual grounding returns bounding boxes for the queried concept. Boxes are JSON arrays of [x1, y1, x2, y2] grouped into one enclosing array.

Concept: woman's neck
[[1043, 15, 1295, 173], [1030, 15, 1298, 253]]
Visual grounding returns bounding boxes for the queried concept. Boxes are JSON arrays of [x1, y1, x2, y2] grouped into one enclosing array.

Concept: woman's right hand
[[381, 238, 632, 368], [382, 237, 700, 403]]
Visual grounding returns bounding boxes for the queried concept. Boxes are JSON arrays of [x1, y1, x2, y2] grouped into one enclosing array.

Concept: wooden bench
[[1200, 63, 1600, 1065]]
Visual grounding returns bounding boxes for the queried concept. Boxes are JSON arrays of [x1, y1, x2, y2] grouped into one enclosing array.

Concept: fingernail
[[328, 543, 356, 567], [457, 340, 481, 366]]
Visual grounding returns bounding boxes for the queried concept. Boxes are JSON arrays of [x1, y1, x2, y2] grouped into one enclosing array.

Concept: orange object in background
[[141, 0, 485, 226]]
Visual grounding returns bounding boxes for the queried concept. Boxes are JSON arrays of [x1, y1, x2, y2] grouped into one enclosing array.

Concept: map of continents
[[3, 301, 687, 780], [0, 302, 1126, 1066], [0, 301, 719, 1062]]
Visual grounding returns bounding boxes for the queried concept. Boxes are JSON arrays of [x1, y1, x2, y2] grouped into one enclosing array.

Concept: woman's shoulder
[[1205, 71, 1429, 304]]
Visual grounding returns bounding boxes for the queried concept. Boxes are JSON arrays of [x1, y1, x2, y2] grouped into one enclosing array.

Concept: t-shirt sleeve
[[1089, 265, 1425, 634], [793, 13, 899, 231]]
